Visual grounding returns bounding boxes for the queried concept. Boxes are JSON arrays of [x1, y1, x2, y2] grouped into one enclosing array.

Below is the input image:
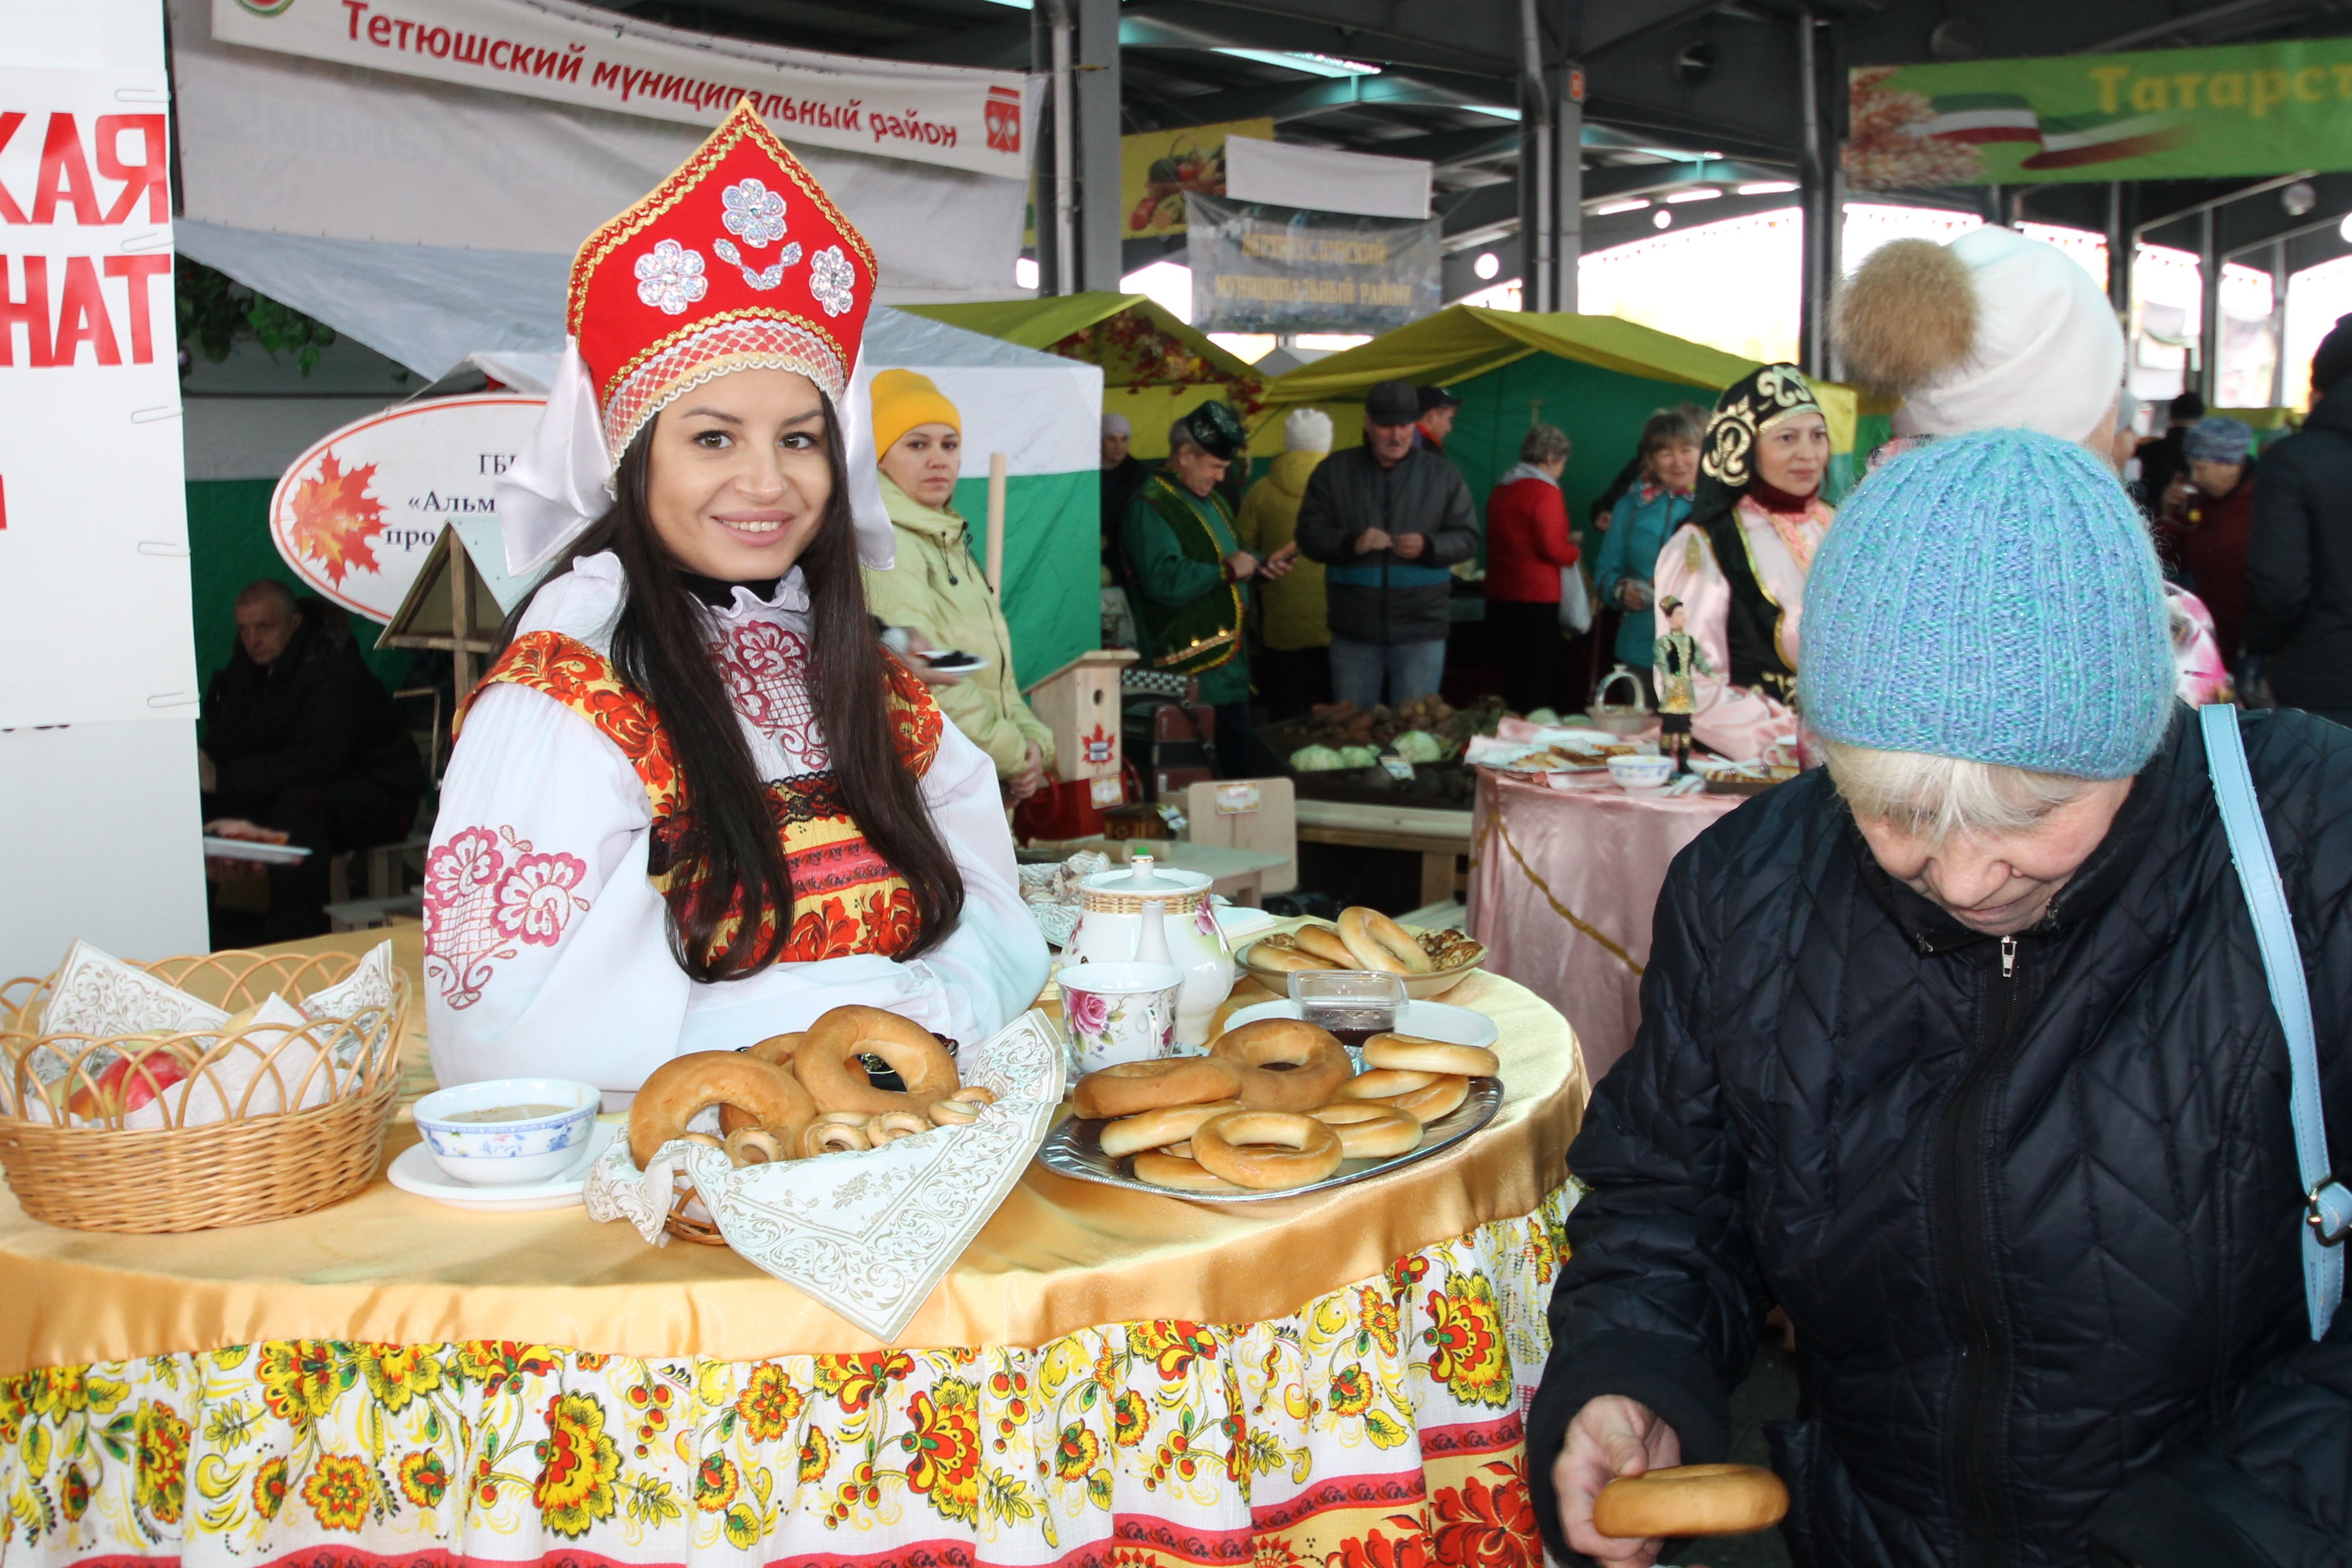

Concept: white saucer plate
[[386, 1118, 619, 1212], [1221, 997, 1500, 1050]]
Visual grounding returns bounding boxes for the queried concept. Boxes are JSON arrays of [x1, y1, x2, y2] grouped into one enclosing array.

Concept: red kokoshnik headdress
[[500, 99, 894, 578]]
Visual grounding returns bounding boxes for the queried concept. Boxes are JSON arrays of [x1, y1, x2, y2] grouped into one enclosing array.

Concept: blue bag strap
[[2201, 704, 2351, 1340]]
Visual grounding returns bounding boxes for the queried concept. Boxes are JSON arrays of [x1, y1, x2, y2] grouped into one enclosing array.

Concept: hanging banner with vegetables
[[1119, 119, 1274, 237], [1848, 37, 2352, 188]]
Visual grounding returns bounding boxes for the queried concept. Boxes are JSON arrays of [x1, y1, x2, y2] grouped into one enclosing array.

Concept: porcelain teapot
[[1066, 856, 1235, 1047]]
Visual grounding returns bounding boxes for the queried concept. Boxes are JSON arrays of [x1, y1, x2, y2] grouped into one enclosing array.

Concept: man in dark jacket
[[1294, 378, 1479, 709], [1533, 432, 2352, 1568], [2246, 314, 2352, 725], [202, 581, 424, 939]]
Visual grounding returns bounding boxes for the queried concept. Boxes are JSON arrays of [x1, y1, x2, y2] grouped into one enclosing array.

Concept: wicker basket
[[0, 950, 409, 1233]]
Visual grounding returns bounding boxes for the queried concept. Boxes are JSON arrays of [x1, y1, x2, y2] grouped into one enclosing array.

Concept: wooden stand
[[377, 522, 518, 694], [1023, 648, 1138, 802]]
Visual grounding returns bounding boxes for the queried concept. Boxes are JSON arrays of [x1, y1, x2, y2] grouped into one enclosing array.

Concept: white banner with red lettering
[[0, 63, 199, 728], [209, 0, 1028, 180]]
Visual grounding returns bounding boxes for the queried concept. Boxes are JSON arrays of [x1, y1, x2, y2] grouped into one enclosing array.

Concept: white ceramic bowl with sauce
[[411, 1078, 601, 1186], [1607, 754, 1678, 792]]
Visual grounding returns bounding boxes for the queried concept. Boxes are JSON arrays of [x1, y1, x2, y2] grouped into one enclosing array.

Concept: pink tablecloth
[[1466, 771, 1738, 1084]]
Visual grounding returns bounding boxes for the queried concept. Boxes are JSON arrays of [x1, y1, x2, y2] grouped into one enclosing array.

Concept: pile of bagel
[[626, 1004, 996, 1171], [1251, 907, 1480, 977], [1071, 1017, 1498, 1194]]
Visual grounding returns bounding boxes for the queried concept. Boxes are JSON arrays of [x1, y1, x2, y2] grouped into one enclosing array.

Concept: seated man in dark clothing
[[200, 580, 426, 941]]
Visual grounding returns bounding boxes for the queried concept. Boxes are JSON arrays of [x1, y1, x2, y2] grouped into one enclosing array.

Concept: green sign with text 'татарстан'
[[1847, 38, 2352, 188]]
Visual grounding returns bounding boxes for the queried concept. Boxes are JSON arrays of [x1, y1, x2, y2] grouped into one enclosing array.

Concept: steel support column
[[1075, 0, 1122, 292], [2200, 206, 2222, 405], [1795, 13, 1834, 377], [1515, 0, 1578, 314], [2107, 183, 2129, 315]]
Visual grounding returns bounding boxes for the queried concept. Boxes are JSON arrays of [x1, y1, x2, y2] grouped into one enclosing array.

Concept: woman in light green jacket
[[1234, 407, 1333, 718], [861, 371, 1056, 801]]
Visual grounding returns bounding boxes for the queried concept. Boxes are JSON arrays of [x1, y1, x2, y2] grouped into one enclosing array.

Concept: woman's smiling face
[[644, 368, 835, 580]]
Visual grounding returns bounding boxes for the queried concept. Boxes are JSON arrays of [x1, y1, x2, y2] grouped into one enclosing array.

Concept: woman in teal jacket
[[1593, 407, 1703, 681]]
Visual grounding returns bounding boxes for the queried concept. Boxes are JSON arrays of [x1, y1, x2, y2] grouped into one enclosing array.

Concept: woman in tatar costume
[[1650, 365, 1835, 761], [422, 101, 1047, 1094]]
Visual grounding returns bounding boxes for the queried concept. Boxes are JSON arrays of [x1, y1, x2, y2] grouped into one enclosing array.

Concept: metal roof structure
[[570, 0, 2352, 385]]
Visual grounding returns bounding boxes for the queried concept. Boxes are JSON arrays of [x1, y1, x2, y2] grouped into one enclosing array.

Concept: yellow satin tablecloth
[[0, 925, 1587, 1568]]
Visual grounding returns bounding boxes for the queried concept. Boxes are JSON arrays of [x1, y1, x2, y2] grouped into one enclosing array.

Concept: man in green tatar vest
[[1121, 400, 1294, 776]]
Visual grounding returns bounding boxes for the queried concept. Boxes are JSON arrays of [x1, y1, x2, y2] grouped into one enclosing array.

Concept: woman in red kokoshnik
[[421, 101, 1048, 1096]]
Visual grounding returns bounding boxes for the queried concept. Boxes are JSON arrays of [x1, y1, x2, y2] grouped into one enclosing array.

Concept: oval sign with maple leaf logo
[[268, 396, 548, 623]]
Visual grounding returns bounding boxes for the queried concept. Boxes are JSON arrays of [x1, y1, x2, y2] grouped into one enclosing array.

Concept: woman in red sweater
[[1484, 423, 1580, 714]]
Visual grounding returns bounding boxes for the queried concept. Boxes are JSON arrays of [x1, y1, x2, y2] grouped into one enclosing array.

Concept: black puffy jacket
[[1527, 706, 2352, 1568], [2247, 392, 2352, 713], [1294, 444, 1480, 646]]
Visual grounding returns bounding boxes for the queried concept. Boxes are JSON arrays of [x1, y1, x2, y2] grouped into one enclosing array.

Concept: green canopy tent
[[900, 292, 1284, 460], [1261, 306, 1889, 553]]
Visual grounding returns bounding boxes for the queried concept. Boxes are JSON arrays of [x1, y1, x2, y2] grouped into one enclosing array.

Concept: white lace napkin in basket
[[585, 1009, 1067, 1340], [10, 940, 399, 1125]]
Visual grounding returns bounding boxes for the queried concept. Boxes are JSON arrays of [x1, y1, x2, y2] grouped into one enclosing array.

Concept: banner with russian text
[[1184, 194, 1440, 336], [209, 0, 1028, 179], [0, 64, 199, 728], [1848, 38, 2352, 188]]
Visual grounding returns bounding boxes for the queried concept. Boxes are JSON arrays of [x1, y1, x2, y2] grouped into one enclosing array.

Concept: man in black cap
[[1416, 383, 1461, 454], [1295, 378, 1480, 710], [1121, 400, 1294, 773], [2247, 314, 2352, 725]]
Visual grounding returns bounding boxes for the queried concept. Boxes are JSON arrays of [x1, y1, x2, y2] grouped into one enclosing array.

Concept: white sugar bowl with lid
[[1066, 856, 1235, 1047]]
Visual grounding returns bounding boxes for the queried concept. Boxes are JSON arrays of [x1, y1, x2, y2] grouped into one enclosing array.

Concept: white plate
[[201, 835, 311, 863], [1222, 998, 1500, 1050], [386, 1119, 619, 1211]]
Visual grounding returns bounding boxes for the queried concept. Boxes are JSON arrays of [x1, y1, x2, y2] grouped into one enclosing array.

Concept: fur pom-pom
[[1834, 238, 1978, 396]]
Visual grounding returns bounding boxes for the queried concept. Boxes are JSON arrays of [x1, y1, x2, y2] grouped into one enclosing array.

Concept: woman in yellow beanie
[[863, 369, 1057, 801]]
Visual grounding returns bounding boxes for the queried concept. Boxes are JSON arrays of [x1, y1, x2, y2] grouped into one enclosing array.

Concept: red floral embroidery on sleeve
[[422, 825, 591, 1009]]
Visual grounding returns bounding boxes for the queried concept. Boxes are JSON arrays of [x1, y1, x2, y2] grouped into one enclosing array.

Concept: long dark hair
[[505, 394, 963, 981]]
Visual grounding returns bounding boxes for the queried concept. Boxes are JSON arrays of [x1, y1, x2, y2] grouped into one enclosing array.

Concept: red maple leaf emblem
[[284, 451, 387, 586]]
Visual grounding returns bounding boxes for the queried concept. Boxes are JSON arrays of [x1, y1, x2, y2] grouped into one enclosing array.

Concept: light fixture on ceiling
[[1665, 189, 1722, 204], [2283, 181, 2318, 217], [1015, 257, 1039, 291], [1592, 198, 1652, 215], [1474, 251, 1501, 280], [1212, 48, 1381, 77], [1738, 181, 1800, 196], [1462, 104, 1522, 120], [2340, 213, 2352, 243], [1673, 41, 1714, 86], [1653, 210, 1674, 230]]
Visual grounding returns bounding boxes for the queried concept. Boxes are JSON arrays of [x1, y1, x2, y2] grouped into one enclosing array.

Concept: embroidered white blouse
[[421, 553, 1049, 1097], [1651, 495, 1832, 761]]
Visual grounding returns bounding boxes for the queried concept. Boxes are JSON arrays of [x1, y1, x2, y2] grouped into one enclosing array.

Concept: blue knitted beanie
[[1803, 428, 2175, 779]]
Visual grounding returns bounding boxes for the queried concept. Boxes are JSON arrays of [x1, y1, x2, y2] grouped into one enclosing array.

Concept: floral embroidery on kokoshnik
[[808, 245, 857, 317], [422, 826, 591, 1009], [634, 239, 708, 317], [720, 178, 788, 247]]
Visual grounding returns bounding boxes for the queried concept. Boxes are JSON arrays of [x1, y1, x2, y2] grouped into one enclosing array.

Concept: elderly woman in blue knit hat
[[1528, 428, 2352, 1568]]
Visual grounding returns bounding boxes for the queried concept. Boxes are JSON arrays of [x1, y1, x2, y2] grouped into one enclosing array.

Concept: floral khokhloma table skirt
[[1, 1188, 1571, 1568]]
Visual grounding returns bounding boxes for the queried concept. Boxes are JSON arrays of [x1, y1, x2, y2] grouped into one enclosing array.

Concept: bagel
[[803, 1119, 872, 1156], [1099, 1099, 1244, 1158], [630, 1052, 815, 1168], [1309, 1103, 1424, 1159], [1362, 1033, 1500, 1078], [720, 1032, 812, 1134], [866, 1110, 932, 1146], [1338, 908, 1434, 975], [1336, 1068, 1440, 1099], [1291, 924, 1359, 966], [1210, 1019, 1354, 1112], [1591, 1464, 1788, 1539], [1192, 1110, 1345, 1191], [1381, 1074, 1469, 1122], [949, 1086, 997, 1107], [1072, 1057, 1240, 1120], [1133, 1152, 1242, 1193], [1249, 941, 1338, 974], [796, 1005, 960, 1115], [723, 1126, 791, 1167], [927, 1097, 982, 1126]]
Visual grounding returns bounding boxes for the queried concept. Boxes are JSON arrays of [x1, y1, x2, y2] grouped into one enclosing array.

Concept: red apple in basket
[[67, 1038, 191, 1120]]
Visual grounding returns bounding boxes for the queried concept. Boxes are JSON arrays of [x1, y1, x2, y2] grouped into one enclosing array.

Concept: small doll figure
[[1652, 595, 1711, 772]]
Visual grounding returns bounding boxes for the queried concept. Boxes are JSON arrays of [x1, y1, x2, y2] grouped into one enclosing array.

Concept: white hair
[[1819, 738, 2093, 845], [1284, 407, 1333, 454]]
